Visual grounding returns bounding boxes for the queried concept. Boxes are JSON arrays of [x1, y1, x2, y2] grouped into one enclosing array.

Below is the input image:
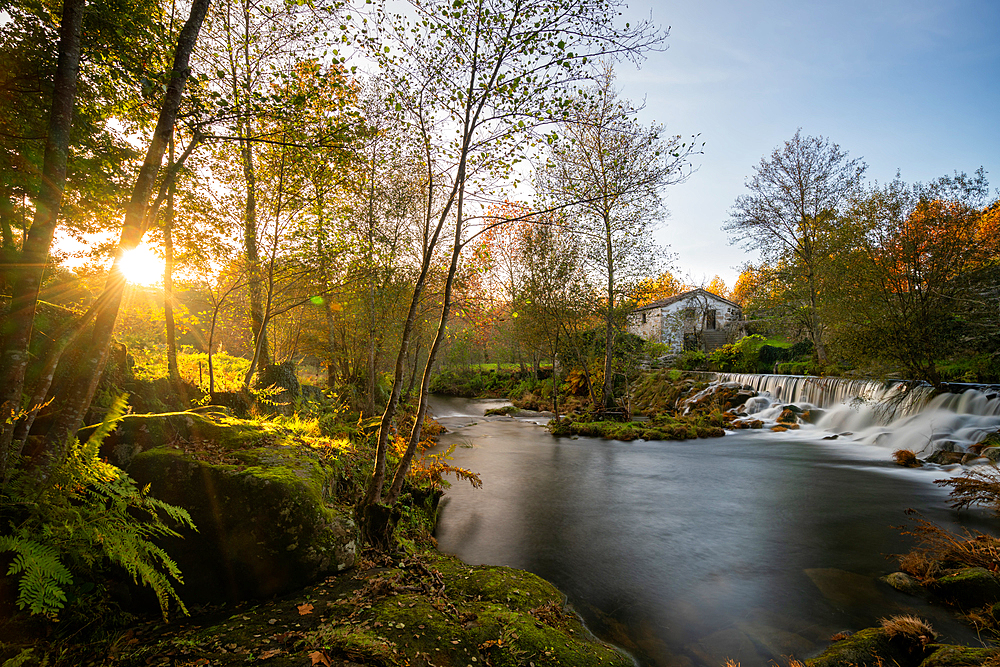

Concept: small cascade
[[715, 373, 1000, 457]]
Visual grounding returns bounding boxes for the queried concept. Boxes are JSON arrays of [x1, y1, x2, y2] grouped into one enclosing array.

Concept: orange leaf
[[297, 602, 315, 615], [309, 651, 332, 666], [259, 648, 282, 659]]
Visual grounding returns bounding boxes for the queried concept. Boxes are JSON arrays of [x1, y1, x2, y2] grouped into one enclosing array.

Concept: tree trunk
[[362, 162, 456, 508], [807, 268, 827, 364], [164, 133, 180, 384], [0, 0, 85, 478], [384, 183, 468, 505], [602, 212, 615, 413], [39, 0, 212, 464]]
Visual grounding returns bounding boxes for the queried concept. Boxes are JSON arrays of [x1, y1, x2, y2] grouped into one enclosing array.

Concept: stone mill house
[[627, 288, 744, 353]]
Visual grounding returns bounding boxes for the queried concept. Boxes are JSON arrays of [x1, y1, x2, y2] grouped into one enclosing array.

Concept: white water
[[715, 373, 1000, 457]]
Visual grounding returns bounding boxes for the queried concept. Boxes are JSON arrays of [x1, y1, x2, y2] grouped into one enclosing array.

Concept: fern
[[0, 536, 71, 616], [1, 649, 44, 667], [0, 394, 196, 620]]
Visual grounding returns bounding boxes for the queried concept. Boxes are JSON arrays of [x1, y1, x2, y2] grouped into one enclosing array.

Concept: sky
[[611, 0, 1000, 288]]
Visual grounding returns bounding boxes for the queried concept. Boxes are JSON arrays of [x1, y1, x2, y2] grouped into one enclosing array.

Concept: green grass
[[762, 336, 792, 348], [131, 349, 251, 392]]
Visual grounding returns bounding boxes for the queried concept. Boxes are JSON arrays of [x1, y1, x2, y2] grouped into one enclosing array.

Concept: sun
[[118, 244, 165, 286]]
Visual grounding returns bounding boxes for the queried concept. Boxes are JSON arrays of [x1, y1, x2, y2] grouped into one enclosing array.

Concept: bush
[[674, 350, 707, 370], [758, 344, 790, 371], [790, 339, 814, 358]]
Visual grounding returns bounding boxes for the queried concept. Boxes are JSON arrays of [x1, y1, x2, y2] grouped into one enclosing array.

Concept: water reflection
[[428, 396, 991, 667]]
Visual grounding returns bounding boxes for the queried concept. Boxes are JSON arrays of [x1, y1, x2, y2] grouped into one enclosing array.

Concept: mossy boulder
[[805, 627, 925, 667], [918, 644, 1000, 666], [931, 567, 1000, 607], [106, 551, 632, 667], [880, 571, 926, 597], [86, 412, 357, 605], [82, 411, 263, 468], [310, 553, 633, 667], [777, 408, 800, 424]]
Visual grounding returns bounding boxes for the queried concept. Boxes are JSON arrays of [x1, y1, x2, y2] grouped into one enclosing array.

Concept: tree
[[827, 171, 997, 385], [0, 0, 213, 480], [198, 0, 339, 381], [539, 67, 698, 412], [633, 271, 686, 306], [725, 129, 866, 363], [356, 0, 670, 543]]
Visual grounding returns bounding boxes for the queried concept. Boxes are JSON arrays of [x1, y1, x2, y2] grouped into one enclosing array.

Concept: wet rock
[[880, 572, 925, 597], [771, 423, 799, 431], [800, 409, 826, 424], [925, 450, 965, 465], [822, 434, 839, 440], [805, 627, 921, 667], [931, 567, 1000, 607], [982, 447, 1000, 463], [777, 408, 799, 424], [918, 644, 1000, 666]]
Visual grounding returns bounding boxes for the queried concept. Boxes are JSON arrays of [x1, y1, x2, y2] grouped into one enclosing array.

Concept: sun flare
[[118, 245, 165, 286]]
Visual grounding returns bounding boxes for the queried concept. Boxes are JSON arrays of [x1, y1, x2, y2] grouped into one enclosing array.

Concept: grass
[[132, 349, 251, 391], [879, 615, 935, 643]]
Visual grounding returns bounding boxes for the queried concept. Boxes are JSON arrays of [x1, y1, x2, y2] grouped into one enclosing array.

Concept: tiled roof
[[633, 288, 741, 312]]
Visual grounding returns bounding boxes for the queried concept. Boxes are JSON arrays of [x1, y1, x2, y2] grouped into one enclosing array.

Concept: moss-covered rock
[[85, 412, 357, 605], [918, 644, 1000, 666], [310, 553, 632, 667], [932, 567, 1000, 608], [81, 411, 264, 468], [105, 551, 631, 667], [880, 571, 926, 597], [805, 627, 924, 667]]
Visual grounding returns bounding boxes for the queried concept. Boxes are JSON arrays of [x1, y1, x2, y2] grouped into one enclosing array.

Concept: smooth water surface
[[428, 395, 992, 667]]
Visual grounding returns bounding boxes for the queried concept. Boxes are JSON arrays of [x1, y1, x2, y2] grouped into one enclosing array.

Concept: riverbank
[[0, 409, 632, 667], [33, 548, 630, 667]]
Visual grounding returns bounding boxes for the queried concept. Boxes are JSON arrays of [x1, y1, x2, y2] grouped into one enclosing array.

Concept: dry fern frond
[[937, 466, 1000, 514], [898, 510, 1000, 571]]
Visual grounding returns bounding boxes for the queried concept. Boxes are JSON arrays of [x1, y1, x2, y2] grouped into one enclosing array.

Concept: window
[[683, 333, 698, 351], [641, 312, 647, 324]]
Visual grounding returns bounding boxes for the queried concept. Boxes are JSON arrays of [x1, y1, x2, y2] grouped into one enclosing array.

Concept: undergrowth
[[0, 396, 195, 622]]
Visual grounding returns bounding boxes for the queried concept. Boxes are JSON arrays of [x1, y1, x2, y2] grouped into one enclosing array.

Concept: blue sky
[[614, 0, 1000, 287]]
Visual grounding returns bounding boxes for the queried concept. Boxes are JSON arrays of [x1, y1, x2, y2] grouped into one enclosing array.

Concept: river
[[427, 395, 993, 667]]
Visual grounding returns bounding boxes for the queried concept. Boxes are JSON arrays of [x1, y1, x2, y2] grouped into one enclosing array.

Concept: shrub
[[790, 339, 814, 358], [674, 350, 707, 370], [937, 465, 1000, 514], [758, 344, 790, 371]]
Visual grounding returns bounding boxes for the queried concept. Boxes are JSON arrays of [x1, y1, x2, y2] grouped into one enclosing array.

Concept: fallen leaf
[[297, 603, 314, 615], [259, 647, 282, 659], [309, 651, 332, 667]]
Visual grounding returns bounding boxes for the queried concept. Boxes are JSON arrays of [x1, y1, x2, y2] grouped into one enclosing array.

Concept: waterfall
[[715, 373, 1000, 456]]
